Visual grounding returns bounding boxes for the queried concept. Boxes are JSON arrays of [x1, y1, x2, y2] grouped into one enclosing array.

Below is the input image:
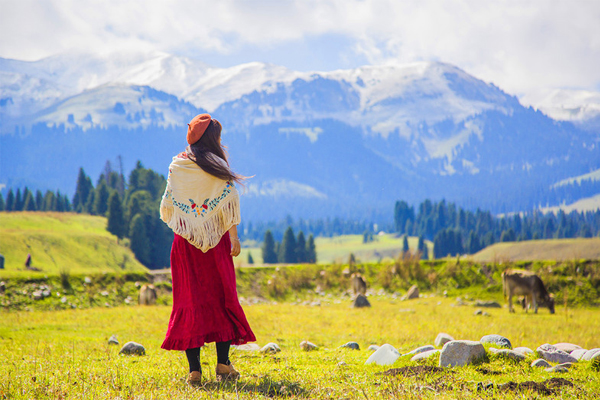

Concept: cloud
[[2, 0, 600, 101]]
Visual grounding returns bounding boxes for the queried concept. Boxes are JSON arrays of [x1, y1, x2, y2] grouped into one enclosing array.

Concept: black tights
[[185, 341, 231, 373]]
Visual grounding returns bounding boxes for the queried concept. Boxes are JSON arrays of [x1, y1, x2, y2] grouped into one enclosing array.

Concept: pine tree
[[296, 231, 307, 263], [417, 236, 428, 260], [72, 168, 93, 213], [6, 189, 14, 211], [421, 241, 429, 260], [306, 234, 317, 263], [262, 230, 278, 264], [0, 192, 5, 211], [15, 188, 22, 211], [279, 227, 297, 263], [23, 191, 36, 211], [107, 191, 126, 239], [43, 191, 56, 211], [129, 214, 150, 266], [247, 252, 254, 264], [35, 190, 43, 211], [55, 191, 66, 212], [402, 235, 409, 254], [93, 180, 110, 216]]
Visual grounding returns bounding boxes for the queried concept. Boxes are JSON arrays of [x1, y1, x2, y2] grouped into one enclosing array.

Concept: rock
[[582, 348, 600, 361], [353, 294, 371, 308], [440, 340, 486, 367], [337, 361, 347, 366], [365, 344, 401, 366], [531, 358, 552, 368], [556, 362, 573, 369], [545, 365, 569, 373], [401, 285, 419, 300], [488, 348, 525, 361], [435, 333, 454, 347], [108, 335, 119, 345], [100, 291, 109, 297], [590, 352, 600, 362], [235, 343, 261, 351], [411, 349, 440, 361], [553, 343, 582, 353], [482, 312, 490, 317], [119, 341, 146, 356], [406, 345, 435, 356], [536, 344, 578, 364], [340, 342, 360, 350], [32, 290, 43, 300], [473, 300, 501, 308], [84, 277, 92, 284], [61, 296, 67, 304], [260, 343, 281, 353], [513, 347, 533, 355], [300, 341, 318, 351], [474, 309, 483, 315], [570, 349, 587, 360], [480, 334, 512, 349], [368, 345, 380, 352]]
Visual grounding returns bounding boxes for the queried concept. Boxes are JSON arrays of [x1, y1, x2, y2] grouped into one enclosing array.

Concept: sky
[[2, 0, 600, 104]]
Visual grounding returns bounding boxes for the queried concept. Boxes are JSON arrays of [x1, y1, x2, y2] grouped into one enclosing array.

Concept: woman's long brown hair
[[186, 119, 245, 185]]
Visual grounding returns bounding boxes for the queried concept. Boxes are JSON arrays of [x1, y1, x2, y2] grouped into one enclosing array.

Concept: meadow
[[1, 296, 599, 399]]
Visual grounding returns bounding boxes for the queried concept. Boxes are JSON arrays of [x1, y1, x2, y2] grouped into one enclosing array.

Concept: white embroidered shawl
[[160, 154, 240, 252]]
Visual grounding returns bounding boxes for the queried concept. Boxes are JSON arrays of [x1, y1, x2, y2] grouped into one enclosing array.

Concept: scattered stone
[[337, 361, 347, 366], [398, 308, 415, 313], [582, 348, 600, 361], [0, 282, 5, 295], [32, 291, 43, 300], [435, 333, 454, 347], [513, 347, 533, 355], [590, 351, 600, 363], [480, 334, 512, 349], [380, 366, 446, 377], [474, 309, 483, 315], [61, 296, 67, 304], [84, 277, 92, 284], [100, 291, 109, 297], [310, 300, 321, 307], [474, 300, 501, 308], [531, 359, 552, 368], [537, 344, 578, 364], [235, 343, 261, 351], [300, 341, 318, 351], [365, 344, 401, 366], [570, 349, 587, 360], [553, 343, 582, 353], [406, 345, 435, 356], [353, 294, 371, 308], [556, 362, 573, 369], [439, 340, 487, 367], [482, 312, 490, 316], [401, 285, 419, 300], [261, 343, 281, 353], [545, 365, 569, 373], [119, 341, 145, 356], [108, 335, 119, 345], [368, 345, 380, 352], [340, 342, 360, 350], [411, 349, 440, 362], [488, 348, 525, 361]]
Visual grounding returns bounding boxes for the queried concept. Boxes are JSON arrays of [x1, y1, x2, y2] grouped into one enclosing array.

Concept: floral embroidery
[[165, 182, 234, 218]]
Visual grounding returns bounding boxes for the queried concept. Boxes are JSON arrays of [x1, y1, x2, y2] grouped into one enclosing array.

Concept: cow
[[351, 273, 367, 296], [502, 269, 555, 314], [138, 284, 157, 306]]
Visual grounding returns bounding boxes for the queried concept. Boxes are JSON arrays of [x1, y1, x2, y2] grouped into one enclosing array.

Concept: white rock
[[365, 344, 401, 366], [300, 341, 318, 351], [513, 347, 533, 355], [411, 349, 440, 361], [439, 340, 486, 367], [531, 358, 552, 368], [406, 345, 435, 356], [536, 343, 578, 364], [582, 348, 600, 361], [368, 345, 380, 352], [119, 341, 145, 356], [489, 348, 526, 361], [235, 343, 261, 351], [553, 343, 582, 353], [570, 349, 587, 360], [435, 333, 454, 347]]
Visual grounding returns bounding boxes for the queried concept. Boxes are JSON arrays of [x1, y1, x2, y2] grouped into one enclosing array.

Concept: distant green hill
[[0, 212, 147, 277], [470, 237, 600, 262]]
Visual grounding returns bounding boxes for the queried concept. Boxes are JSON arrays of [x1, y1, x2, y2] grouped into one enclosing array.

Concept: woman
[[159, 113, 256, 385]]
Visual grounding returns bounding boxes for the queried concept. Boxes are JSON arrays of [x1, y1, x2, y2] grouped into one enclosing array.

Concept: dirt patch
[[475, 367, 503, 375], [491, 378, 574, 395], [380, 366, 448, 377]]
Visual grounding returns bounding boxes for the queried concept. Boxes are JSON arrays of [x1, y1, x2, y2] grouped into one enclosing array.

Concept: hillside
[[470, 237, 600, 262], [0, 212, 147, 277]]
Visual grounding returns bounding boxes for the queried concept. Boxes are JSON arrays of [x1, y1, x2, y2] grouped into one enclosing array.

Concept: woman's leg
[[216, 341, 231, 365], [185, 347, 201, 373]]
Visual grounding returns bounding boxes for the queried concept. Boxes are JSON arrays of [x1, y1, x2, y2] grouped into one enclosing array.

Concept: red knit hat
[[187, 113, 211, 144]]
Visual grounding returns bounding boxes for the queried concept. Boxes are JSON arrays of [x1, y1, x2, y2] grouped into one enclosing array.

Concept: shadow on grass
[[196, 377, 308, 398]]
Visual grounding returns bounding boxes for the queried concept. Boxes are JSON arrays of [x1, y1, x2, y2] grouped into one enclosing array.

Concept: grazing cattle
[[351, 273, 367, 296], [502, 269, 555, 314], [138, 284, 157, 306]]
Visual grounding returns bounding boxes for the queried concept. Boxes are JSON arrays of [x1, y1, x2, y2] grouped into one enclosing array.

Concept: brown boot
[[215, 363, 240, 381], [186, 371, 202, 385]]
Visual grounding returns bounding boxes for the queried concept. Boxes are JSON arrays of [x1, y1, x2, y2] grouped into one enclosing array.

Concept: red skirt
[[161, 232, 256, 350]]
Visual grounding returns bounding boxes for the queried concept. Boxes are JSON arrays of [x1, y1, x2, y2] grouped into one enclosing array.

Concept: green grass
[[239, 234, 433, 267], [1, 297, 599, 399], [0, 212, 147, 277]]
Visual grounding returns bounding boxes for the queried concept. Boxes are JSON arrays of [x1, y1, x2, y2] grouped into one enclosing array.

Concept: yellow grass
[[470, 237, 600, 262]]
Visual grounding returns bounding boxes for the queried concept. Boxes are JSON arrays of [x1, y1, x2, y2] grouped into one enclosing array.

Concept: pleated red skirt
[[161, 232, 256, 350]]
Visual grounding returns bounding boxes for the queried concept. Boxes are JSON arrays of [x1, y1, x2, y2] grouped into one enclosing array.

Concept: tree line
[[0, 187, 71, 212], [394, 199, 600, 259], [261, 227, 317, 264]]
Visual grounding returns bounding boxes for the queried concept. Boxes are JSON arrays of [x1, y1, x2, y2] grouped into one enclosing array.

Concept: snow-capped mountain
[[530, 89, 600, 131], [1, 51, 599, 218]]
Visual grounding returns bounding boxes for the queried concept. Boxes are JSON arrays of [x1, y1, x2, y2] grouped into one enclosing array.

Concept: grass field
[[0, 212, 147, 277], [240, 234, 433, 267], [1, 296, 599, 399], [470, 237, 600, 263]]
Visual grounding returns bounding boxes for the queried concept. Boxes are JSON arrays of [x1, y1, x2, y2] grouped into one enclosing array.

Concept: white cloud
[[1, 0, 600, 102]]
